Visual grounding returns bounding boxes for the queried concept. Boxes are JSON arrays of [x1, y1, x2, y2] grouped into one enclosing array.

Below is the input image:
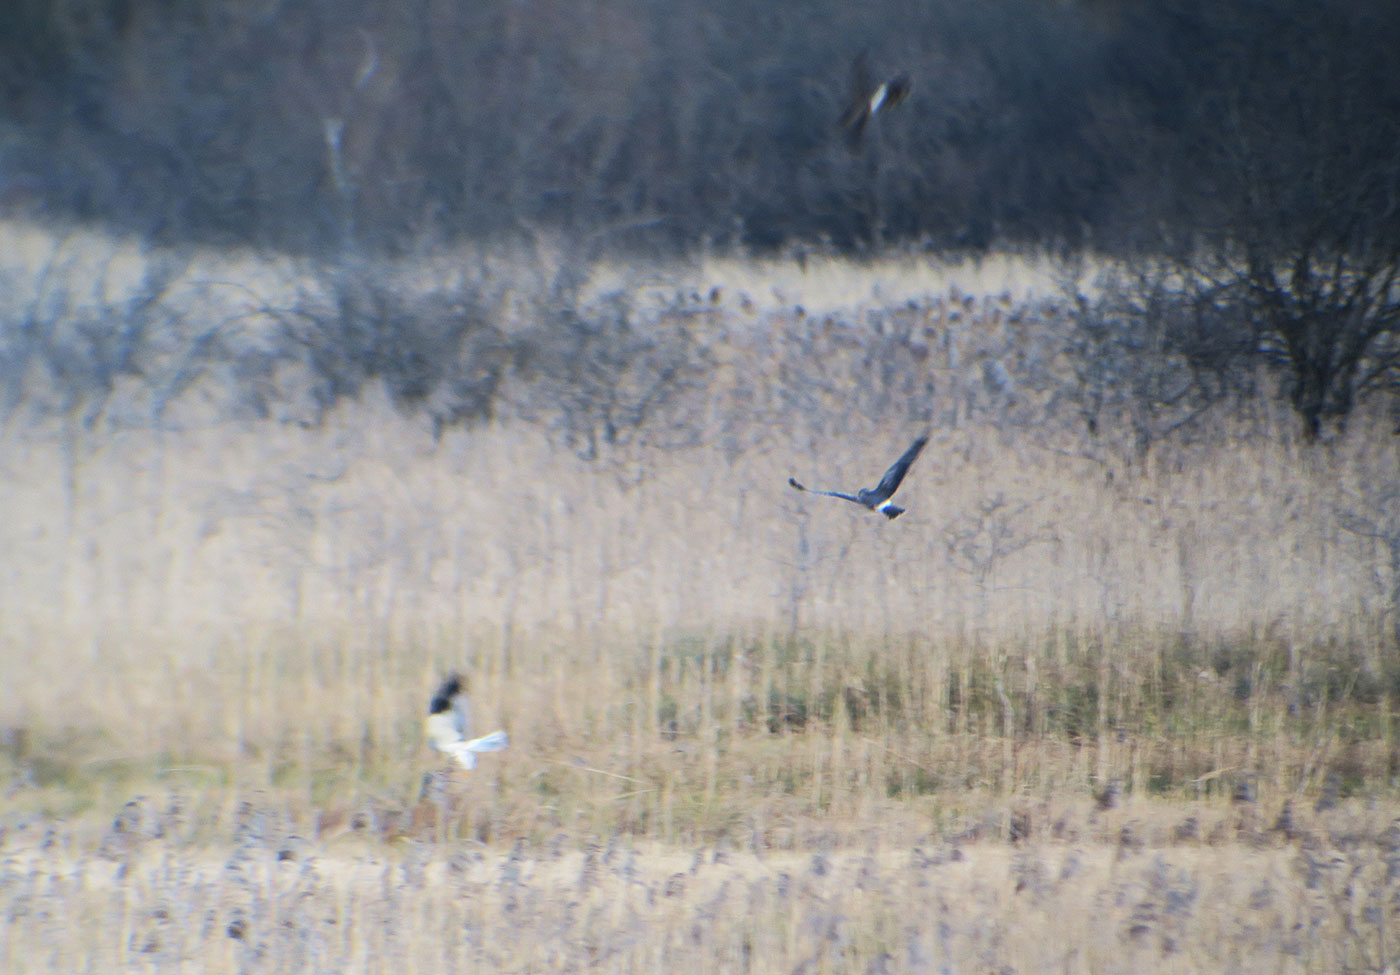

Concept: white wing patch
[[869, 83, 889, 115]]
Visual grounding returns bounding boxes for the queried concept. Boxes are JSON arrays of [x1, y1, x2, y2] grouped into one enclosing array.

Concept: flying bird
[[425, 674, 509, 770], [839, 51, 912, 148], [788, 433, 929, 519]]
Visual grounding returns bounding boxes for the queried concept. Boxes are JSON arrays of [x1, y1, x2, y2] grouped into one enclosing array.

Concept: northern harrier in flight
[[839, 51, 912, 148], [788, 433, 929, 519], [425, 674, 509, 770]]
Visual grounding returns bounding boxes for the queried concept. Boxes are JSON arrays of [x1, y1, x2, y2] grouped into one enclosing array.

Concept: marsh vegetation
[[4, 2, 1400, 966], [3, 228, 1399, 971]]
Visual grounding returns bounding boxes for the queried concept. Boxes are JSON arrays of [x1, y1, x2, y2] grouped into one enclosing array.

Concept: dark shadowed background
[[2, 0, 1397, 257]]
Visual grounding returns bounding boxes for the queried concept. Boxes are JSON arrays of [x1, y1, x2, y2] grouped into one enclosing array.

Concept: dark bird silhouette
[[788, 434, 929, 519], [839, 51, 912, 148]]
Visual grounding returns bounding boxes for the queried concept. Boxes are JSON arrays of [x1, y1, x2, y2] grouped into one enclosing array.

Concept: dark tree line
[[1, 0, 1394, 260]]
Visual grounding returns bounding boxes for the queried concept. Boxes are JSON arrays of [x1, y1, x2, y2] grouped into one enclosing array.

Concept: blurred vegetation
[[0, 0, 1395, 259]]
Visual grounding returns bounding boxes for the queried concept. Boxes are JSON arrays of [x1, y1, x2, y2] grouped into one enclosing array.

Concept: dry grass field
[[5, 804, 1399, 974], [3, 227, 1399, 971]]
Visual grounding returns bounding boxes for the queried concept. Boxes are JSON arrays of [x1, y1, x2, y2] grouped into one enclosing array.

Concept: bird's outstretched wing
[[883, 75, 913, 112], [439, 730, 510, 771], [868, 434, 930, 503], [839, 51, 874, 146], [788, 477, 863, 506], [845, 51, 873, 113], [466, 730, 510, 752]]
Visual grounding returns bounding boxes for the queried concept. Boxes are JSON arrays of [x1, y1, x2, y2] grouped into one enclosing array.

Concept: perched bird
[[425, 674, 509, 770], [839, 51, 912, 148], [788, 433, 929, 519]]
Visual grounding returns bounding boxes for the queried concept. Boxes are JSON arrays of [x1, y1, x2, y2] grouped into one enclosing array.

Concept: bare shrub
[[260, 257, 513, 432], [1061, 261, 1254, 458], [512, 298, 714, 464], [0, 244, 193, 429], [942, 492, 1055, 623]]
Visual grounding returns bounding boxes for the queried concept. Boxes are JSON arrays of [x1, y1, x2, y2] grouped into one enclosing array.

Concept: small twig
[[543, 758, 644, 784], [861, 737, 937, 774], [1190, 766, 1236, 785]]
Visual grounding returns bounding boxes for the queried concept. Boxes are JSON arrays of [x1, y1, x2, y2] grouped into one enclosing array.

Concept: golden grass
[[3, 227, 1400, 969], [3, 408, 1394, 780]]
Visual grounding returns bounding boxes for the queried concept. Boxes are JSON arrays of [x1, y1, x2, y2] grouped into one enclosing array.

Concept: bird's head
[[429, 673, 466, 715]]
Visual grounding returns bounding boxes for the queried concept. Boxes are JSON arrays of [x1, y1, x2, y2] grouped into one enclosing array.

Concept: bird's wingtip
[[788, 477, 805, 491], [473, 730, 510, 752]]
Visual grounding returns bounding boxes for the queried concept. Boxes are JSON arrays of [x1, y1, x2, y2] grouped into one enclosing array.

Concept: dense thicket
[[2, 0, 1397, 257]]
